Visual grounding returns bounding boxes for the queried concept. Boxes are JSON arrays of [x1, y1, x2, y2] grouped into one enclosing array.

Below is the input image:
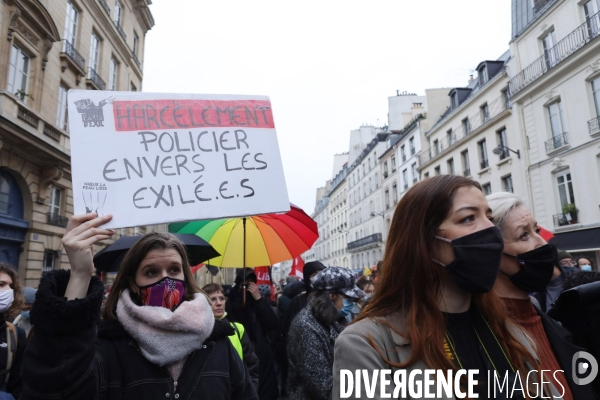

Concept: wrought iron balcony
[[115, 22, 127, 41], [98, 0, 110, 14], [463, 168, 471, 177], [347, 233, 382, 252], [589, 116, 600, 135], [509, 10, 600, 98], [545, 132, 569, 154], [47, 212, 68, 228], [61, 40, 86, 72], [553, 211, 579, 227], [87, 67, 106, 90], [132, 52, 141, 68], [480, 159, 489, 170]]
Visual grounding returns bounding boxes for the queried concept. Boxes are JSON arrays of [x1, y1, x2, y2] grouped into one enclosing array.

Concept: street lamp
[[492, 145, 520, 159], [370, 212, 384, 219]]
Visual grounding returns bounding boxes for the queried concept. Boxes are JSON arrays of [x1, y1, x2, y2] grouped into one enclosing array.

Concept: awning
[[549, 227, 600, 252]]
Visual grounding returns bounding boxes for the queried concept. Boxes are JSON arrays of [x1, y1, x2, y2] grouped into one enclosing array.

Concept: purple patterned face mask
[[137, 277, 185, 311]]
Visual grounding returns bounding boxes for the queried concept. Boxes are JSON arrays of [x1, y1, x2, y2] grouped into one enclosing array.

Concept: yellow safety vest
[[228, 322, 244, 360]]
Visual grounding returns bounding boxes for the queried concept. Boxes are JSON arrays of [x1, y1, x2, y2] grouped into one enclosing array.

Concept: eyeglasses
[[559, 260, 575, 267]]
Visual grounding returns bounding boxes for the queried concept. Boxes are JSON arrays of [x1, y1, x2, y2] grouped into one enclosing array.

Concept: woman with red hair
[[332, 175, 562, 399]]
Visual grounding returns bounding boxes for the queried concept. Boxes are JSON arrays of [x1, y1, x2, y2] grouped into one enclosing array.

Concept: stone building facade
[[0, 0, 154, 287]]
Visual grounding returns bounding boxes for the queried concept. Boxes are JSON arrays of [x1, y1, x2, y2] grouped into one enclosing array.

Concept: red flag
[[539, 226, 554, 241], [290, 256, 305, 279], [254, 266, 275, 301], [191, 263, 204, 274]]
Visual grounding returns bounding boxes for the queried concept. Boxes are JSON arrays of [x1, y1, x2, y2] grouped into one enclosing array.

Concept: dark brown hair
[[357, 175, 539, 377], [0, 263, 23, 320], [102, 232, 203, 321]]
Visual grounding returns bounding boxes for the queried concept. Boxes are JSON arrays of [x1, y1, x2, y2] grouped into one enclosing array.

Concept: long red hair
[[357, 175, 539, 375]]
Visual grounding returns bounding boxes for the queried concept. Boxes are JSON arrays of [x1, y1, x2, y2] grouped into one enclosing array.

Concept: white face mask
[[0, 289, 14, 313]]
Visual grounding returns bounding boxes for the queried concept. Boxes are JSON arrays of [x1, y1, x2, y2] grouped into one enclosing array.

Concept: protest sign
[[68, 91, 290, 229]]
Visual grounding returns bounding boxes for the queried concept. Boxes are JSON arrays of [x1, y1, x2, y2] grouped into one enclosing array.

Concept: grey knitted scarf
[[117, 289, 215, 367]]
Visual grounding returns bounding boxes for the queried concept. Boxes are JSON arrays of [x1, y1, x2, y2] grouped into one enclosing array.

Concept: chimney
[[396, 90, 399, 96], [468, 75, 474, 83]]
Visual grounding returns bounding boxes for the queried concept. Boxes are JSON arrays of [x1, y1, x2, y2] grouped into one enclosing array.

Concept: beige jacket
[[332, 313, 564, 400]]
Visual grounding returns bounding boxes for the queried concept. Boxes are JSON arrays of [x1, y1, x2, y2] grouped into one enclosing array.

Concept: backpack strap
[[5, 322, 17, 384]]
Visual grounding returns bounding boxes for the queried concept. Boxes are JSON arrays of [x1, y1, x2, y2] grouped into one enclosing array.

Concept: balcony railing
[[545, 132, 569, 153], [47, 212, 69, 228], [87, 67, 106, 90], [98, 0, 110, 14], [115, 22, 127, 41], [132, 52, 141, 68], [419, 95, 509, 166], [589, 116, 600, 135], [480, 159, 489, 170], [553, 210, 579, 227], [347, 233, 382, 251], [62, 40, 86, 72], [463, 168, 471, 177], [17, 105, 39, 128], [508, 11, 600, 98]]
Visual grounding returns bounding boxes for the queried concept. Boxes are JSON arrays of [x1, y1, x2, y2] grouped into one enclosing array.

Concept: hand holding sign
[[68, 92, 290, 229]]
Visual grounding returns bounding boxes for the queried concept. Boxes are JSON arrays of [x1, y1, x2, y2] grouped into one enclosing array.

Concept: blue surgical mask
[[581, 265, 593, 272], [339, 298, 354, 316], [20, 310, 30, 319]]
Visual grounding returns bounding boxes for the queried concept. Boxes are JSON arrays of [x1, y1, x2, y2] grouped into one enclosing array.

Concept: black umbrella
[[93, 234, 220, 272]]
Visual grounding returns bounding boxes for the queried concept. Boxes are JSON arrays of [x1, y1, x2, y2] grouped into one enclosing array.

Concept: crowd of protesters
[[0, 175, 596, 399]]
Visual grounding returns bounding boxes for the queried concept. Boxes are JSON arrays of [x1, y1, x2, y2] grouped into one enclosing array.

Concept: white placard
[[68, 91, 290, 229]]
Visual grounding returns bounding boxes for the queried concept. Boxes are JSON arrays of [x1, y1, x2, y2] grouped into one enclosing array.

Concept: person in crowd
[[346, 276, 374, 321], [14, 287, 36, 336], [371, 261, 381, 283], [487, 191, 595, 399], [576, 257, 594, 272], [533, 249, 579, 312], [0, 264, 26, 400], [203, 283, 259, 391], [227, 269, 280, 400], [258, 284, 276, 307], [284, 261, 326, 334], [21, 213, 257, 400], [332, 175, 563, 399], [561, 271, 600, 292], [288, 267, 364, 400]]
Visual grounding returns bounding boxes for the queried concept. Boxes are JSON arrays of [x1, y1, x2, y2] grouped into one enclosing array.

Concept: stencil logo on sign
[[75, 98, 110, 127]]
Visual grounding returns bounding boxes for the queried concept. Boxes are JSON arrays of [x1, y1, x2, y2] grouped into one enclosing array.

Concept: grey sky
[[143, 1, 512, 214]]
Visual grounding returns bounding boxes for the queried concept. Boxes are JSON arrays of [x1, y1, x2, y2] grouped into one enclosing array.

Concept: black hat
[[303, 261, 326, 283], [311, 266, 365, 300], [235, 269, 257, 284]]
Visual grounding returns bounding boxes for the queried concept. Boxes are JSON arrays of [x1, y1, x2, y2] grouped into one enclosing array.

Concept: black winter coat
[[21, 270, 258, 400], [0, 314, 26, 398], [226, 286, 280, 400], [533, 266, 578, 311]]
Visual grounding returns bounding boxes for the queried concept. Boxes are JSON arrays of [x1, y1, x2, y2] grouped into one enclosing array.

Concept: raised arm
[[63, 213, 114, 300]]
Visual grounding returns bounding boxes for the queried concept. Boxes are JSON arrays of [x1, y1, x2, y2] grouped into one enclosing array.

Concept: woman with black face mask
[[488, 192, 596, 400], [20, 213, 258, 400], [332, 175, 564, 400]]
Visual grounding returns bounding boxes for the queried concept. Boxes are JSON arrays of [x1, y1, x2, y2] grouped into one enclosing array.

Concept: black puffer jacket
[[21, 270, 258, 400]]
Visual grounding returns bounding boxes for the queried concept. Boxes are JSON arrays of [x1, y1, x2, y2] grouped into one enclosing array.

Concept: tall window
[[391, 156, 396, 172], [383, 161, 388, 177], [548, 101, 565, 138], [447, 129, 454, 146], [451, 93, 458, 109], [385, 189, 390, 210], [462, 118, 471, 135], [400, 145, 406, 162], [133, 32, 139, 55], [482, 183, 492, 195], [409, 137, 415, 155], [479, 139, 489, 169], [556, 171, 575, 208], [64, 2, 79, 48], [402, 169, 408, 189], [584, 1, 600, 37], [543, 30, 557, 68], [48, 185, 62, 215], [392, 183, 398, 203], [433, 139, 439, 155], [56, 85, 69, 130], [130, 82, 137, 92], [114, 1, 123, 26], [434, 166, 441, 176], [502, 175, 514, 193], [497, 128, 509, 159], [592, 77, 600, 117], [0, 173, 11, 215], [7, 45, 30, 98], [447, 158, 455, 175], [43, 251, 56, 272], [89, 33, 100, 77], [480, 103, 490, 123], [374, 173, 379, 188], [461, 150, 470, 176], [109, 58, 117, 91], [411, 163, 417, 183]]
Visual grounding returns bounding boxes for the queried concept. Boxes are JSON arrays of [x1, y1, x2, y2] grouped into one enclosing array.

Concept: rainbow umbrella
[[168, 204, 318, 268]]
